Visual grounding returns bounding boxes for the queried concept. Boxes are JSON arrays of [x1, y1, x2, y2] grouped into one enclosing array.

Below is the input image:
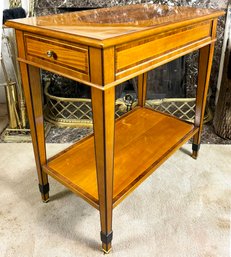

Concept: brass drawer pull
[[47, 50, 55, 58]]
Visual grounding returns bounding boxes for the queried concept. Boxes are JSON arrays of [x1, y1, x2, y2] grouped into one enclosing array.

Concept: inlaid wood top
[[6, 4, 224, 47]]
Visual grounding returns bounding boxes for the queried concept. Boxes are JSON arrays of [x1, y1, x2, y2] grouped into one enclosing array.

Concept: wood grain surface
[[43, 108, 197, 209], [5, 4, 224, 48]]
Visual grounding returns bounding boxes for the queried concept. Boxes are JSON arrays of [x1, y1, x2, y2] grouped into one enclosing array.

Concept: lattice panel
[[146, 98, 196, 122], [47, 99, 92, 120], [44, 82, 130, 126], [44, 83, 211, 127]]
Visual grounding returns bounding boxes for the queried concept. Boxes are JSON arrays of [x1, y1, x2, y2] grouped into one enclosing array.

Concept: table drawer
[[24, 34, 89, 78]]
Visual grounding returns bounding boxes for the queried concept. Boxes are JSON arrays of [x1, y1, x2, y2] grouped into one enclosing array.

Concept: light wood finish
[[20, 62, 49, 202], [137, 73, 148, 107], [16, 30, 49, 202], [24, 34, 89, 81], [89, 46, 115, 252], [115, 35, 215, 81], [192, 19, 217, 159], [91, 87, 115, 252], [7, 4, 224, 253], [115, 21, 212, 74], [6, 5, 224, 90], [6, 4, 224, 47], [43, 107, 197, 207]]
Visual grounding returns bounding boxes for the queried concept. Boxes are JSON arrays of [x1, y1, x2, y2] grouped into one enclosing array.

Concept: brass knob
[[47, 50, 54, 58]]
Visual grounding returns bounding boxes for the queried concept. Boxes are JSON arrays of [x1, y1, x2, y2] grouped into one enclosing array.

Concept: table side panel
[[115, 20, 212, 78]]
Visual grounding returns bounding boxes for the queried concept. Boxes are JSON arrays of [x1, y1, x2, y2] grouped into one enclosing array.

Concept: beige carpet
[[0, 143, 230, 257]]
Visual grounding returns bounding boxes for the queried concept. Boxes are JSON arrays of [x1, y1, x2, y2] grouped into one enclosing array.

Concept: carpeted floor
[[0, 143, 230, 257]]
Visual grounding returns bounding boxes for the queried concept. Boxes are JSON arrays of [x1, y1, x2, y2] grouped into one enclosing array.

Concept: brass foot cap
[[42, 198, 49, 203], [102, 247, 112, 254], [192, 151, 198, 160]]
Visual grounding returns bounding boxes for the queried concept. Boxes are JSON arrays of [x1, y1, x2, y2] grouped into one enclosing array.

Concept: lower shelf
[[43, 107, 198, 209]]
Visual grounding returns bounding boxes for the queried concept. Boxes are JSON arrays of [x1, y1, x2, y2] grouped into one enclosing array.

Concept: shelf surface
[[43, 107, 197, 209]]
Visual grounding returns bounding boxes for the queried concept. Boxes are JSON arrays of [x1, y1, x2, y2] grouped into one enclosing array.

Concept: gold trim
[[102, 247, 112, 254]]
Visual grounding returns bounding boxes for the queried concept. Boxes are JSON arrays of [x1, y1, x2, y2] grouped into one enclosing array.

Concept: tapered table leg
[[192, 43, 215, 159], [91, 87, 115, 253], [19, 63, 49, 201], [137, 73, 148, 107]]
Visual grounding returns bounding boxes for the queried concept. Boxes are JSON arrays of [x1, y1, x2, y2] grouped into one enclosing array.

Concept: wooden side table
[[6, 4, 224, 253]]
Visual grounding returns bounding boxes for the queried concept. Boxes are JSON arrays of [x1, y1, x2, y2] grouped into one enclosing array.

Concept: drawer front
[[115, 21, 212, 77], [25, 34, 89, 78]]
